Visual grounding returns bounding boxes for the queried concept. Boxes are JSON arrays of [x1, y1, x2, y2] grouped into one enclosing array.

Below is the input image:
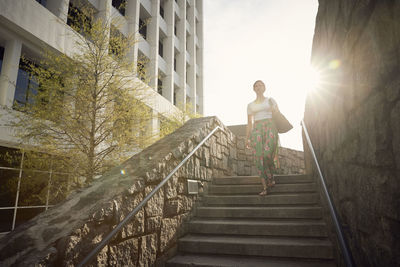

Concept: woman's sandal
[[259, 188, 267, 196]]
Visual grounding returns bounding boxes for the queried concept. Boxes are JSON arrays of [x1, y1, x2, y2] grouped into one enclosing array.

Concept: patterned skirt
[[250, 118, 280, 184]]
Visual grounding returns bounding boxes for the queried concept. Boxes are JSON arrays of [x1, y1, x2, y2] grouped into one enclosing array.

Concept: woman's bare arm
[[246, 114, 253, 148]]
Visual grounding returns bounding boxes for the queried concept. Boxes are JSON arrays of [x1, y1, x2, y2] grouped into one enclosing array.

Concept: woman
[[246, 80, 280, 196]]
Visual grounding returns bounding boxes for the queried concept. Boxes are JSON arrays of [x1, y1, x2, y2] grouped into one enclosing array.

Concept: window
[[67, 2, 93, 36], [109, 26, 126, 57], [160, 5, 164, 18], [0, 146, 71, 234], [174, 57, 177, 71], [14, 58, 39, 109], [112, 0, 126, 16], [158, 79, 163, 95], [35, 0, 46, 7], [137, 56, 147, 82], [139, 19, 147, 40], [173, 91, 177, 105], [159, 40, 163, 58], [0, 46, 4, 74]]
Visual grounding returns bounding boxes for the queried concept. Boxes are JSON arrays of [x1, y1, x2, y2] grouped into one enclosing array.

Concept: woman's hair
[[253, 80, 265, 87]]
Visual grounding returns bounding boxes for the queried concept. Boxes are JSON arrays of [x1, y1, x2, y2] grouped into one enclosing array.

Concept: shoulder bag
[[269, 98, 293, 133]]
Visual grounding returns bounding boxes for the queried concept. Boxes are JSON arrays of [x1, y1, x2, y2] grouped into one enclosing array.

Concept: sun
[[303, 65, 322, 93]]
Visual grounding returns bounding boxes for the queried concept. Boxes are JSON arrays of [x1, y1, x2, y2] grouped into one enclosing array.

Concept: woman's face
[[253, 81, 266, 94]]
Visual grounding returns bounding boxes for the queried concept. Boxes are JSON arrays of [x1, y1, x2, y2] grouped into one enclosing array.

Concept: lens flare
[[304, 66, 322, 93], [328, 59, 341, 69]]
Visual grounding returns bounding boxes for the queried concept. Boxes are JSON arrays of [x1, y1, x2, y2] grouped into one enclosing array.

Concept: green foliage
[[159, 102, 202, 138], [5, 3, 153, 184]]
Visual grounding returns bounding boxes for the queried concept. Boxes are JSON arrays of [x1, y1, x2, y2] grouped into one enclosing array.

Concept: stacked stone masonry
[[228, 124, 305, 176], [304, 1, 400, 266], [0, 116, 304, 266]]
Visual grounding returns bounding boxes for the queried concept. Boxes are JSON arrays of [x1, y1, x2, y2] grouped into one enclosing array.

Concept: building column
[[163, 0, 175, 103], [148, 109, 159, 139], [0, 39, 22, 108], [96, 0, 112, 53], [148, 0, 160, 89], [186, 1, 196, 113], [47, 0, 69, 23], [176, 0, 186, 109], [195, 0, 204, 115], [126, 0, 140, 65]]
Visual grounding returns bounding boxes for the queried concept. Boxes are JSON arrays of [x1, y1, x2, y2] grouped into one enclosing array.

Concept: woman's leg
[[263, 120, 279, 187], [251, 122, 268, 195]]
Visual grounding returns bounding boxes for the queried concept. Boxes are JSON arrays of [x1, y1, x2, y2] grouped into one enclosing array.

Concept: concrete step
[[208, 183, 317, 195], [178, 234, 334, 259], [167, 253, 337, 267], [203, 193, 319, 206], [213, 175, 312, 185], [188, 218, 328, 237], [195, 206, 323, 219]]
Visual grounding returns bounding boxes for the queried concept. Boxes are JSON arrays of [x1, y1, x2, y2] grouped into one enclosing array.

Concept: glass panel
[[49, 173, 70, 205], [23, 151, 51, 171], [18, 170, 49, 206], [27, 76, 39, 105], [0, 209, 14, 232], [14, 68, 29, 106], [15, 207, 45, 227], [0, 169, 19, 207], [0, 146, 22, 168]]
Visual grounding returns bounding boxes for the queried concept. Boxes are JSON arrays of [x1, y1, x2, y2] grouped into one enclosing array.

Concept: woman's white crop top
[[247, 97, 276, 121]]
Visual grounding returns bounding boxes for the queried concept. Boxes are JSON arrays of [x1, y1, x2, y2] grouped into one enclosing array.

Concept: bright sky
[[203, 0, 319, 151]]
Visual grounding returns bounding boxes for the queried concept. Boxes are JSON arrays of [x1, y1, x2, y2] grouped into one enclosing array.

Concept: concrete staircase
[[167, 175, 337, 267]]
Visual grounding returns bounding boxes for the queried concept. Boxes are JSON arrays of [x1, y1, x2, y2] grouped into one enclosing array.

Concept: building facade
[[0, 0, 204, 236]]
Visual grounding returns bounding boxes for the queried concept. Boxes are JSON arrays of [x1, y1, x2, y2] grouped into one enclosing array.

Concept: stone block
[[121, 194, 145, 238], [126, 179, 145, 195], [178, 195, 193, 213], [164, 175, 178, 199], [145, 216, 161, 233], [176, 179, 186, 194], [229, 147, 237, 159], [237, 138, 245, 150], [144, 186, 164, 217], [165, 200, 179, 217], [139, 234, 157, 267], [160, 218, 178, 253], [221, 157, 228, 170], [238, 152, 246, 161], [109, 238, 139, 266], [201, 147, 210, 167], [194, 158, 201, 178]]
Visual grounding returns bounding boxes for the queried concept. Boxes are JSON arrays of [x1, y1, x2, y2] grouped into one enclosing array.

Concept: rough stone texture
[[0, 117, 241, 266], [0, 116, 309, 266], [304, 1, 400, 266]]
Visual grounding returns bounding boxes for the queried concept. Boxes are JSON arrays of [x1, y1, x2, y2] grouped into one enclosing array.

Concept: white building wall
[[0, 0, 204, 236], [0, 0, 204, 146]]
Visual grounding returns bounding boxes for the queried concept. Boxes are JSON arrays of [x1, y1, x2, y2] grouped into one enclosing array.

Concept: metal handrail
[[77, 125, 224, 267], [301, 120, 354, 267]]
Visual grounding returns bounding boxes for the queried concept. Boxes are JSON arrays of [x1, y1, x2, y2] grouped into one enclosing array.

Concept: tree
[[5, 3, 153, 184]]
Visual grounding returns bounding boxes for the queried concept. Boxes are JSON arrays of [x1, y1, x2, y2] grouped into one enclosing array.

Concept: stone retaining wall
[[304, 1, 400, 266], [0, 117, 237, 266], [228, 124, 305, 175]]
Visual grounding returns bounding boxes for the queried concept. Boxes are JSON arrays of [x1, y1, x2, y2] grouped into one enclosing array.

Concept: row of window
[[0, 146, 71, 233], [112, 0, 195, 19]]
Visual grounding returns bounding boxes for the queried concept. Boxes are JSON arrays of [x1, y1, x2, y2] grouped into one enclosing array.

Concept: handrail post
[[301, 120, 355, 267]]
